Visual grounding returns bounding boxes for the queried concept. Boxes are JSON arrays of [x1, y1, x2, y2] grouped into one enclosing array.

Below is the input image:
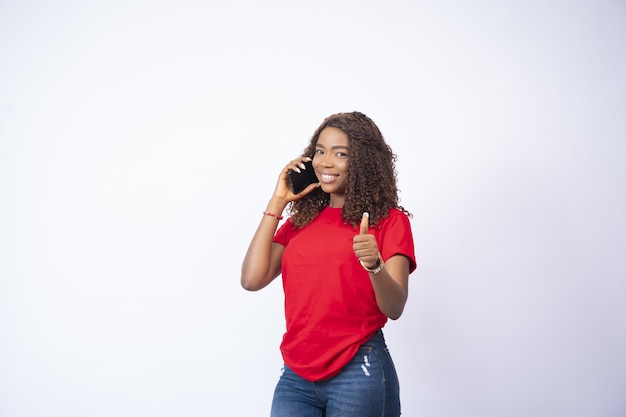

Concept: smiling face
[[312, 126, 350, 208]]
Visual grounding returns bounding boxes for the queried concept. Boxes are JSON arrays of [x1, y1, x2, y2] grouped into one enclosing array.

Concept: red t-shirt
[[273, 206, 417, 381]]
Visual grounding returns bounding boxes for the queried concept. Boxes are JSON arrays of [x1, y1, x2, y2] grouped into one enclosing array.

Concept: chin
[[322, 186, 345, 196]]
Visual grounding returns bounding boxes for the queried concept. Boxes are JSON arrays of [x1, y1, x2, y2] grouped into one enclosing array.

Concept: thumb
[[360, 212, 369, 235]]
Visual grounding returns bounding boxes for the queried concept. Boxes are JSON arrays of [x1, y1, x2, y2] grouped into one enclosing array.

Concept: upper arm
[[383, 254, 411, 294], [241, 242, 285, 292], [267, 242, 285, 283]]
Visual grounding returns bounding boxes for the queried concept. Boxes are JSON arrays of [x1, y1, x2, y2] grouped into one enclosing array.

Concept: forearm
[[368, 256, 409, 320], [240, 198, 287, 291]]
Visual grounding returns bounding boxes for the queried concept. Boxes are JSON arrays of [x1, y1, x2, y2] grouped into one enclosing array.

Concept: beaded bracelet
[[263, 211, 284, 221]]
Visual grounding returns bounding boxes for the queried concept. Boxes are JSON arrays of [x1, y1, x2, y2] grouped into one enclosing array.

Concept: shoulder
[[380, 208, 412, 227], [388, 207, 410, 219], [377, 208, 415, 246]]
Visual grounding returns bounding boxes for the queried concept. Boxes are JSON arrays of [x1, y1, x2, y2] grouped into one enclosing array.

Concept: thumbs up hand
[[353, 212, 380, 269]]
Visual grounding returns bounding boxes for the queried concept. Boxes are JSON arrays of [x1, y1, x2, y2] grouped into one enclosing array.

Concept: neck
[[329, 195, 345, 208]]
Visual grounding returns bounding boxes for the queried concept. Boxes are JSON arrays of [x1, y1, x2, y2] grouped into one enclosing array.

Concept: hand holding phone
[[288, 160, 318, 194]]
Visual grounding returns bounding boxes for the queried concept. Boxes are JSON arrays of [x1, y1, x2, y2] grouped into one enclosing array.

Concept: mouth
[[320, 173, 339, 182]]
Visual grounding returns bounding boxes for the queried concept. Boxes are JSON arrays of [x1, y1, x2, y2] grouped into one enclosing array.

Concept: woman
[[241, 111, 417, 417]]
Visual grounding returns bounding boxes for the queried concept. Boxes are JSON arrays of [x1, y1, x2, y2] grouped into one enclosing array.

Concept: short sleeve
[[379, 209, 417, 273], [273, 217, 294, 247]]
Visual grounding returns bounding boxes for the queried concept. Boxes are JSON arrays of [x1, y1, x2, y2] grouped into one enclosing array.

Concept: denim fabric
[[270, 330, 401, 417]]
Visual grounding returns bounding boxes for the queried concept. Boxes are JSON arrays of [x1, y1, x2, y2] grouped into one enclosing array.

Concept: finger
[[303, 182, 320, 193], [290, 157, 312, 173], [360, 212, 369, 235]]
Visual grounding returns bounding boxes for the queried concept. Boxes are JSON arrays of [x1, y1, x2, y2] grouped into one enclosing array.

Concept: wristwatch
[[360, 253, 384, 274]]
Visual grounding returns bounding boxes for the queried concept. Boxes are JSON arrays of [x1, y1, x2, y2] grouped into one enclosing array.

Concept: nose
[[320, 153, 333, 167]]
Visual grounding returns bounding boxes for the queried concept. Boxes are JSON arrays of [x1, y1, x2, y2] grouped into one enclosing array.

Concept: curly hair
[[288, 111, 411, 229]]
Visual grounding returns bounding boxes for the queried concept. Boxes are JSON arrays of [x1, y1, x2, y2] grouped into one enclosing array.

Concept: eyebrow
[[316, 144, 350, 150]]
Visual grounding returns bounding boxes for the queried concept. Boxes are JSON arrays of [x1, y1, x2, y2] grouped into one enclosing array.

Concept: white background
[[1, 1, 625, 416]]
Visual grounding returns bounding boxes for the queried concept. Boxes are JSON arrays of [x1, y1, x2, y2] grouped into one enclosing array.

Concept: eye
[[336, 151, 348, 158], [315, 149, 324, 155]]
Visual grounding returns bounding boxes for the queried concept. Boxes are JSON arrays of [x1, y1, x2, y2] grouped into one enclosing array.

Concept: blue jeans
[[270, 330, 401, 417]]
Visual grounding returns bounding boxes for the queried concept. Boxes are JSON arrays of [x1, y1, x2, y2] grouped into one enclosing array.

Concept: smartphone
[[288, 160, 318, 194]]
